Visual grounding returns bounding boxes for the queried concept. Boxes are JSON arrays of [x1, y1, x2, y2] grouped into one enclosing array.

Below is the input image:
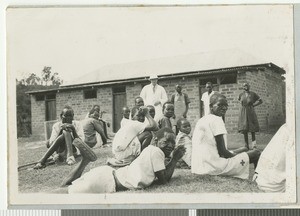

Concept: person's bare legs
[[61, 138, 97, 187], [64, 130, 75, 165], [34, 134, 66, 169], [246, 149, 261, 168], [243, 132, 249, 149], [61, 157, 91, 186], [251, 132, 257, 148], [232, 147, 249, 154], [138, 131, 153, 151]]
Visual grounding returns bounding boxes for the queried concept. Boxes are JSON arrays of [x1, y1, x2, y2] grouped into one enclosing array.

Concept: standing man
[[140, 74, 168, 121], [170, 85, 191, 134], [201, 82, 215, 116]]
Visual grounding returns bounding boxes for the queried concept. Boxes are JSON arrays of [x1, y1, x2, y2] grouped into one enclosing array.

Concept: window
[[199, 77, 218, 86], [35, 95, 45, 101], [46, 94, 56, 100], [83, 89, 97, 99], [113, 86, 126, 94], [219, 73, 237, 84]]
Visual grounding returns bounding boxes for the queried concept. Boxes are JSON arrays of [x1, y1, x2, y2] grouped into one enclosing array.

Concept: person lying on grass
[[81, 109, 107, 148], [112, 106, 158, 164], [56, 128, 186, 193], [34, 105, 84, 169], [191, 93, 261, 179]]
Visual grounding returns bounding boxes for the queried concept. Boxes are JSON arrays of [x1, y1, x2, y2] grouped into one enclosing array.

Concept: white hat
[[149, 74, 158, 80]]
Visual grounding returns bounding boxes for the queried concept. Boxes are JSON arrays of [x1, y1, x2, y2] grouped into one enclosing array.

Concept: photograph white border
[[4, 3, 297, 208]]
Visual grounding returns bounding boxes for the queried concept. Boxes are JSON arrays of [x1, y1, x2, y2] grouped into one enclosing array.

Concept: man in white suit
[[140, 75, 168, 121]]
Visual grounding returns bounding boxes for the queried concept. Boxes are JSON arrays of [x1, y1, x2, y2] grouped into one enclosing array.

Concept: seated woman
[[191, 93, 261, 179], [34, 105, 85, 169]]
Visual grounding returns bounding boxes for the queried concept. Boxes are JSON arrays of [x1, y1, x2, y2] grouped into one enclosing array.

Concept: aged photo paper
[[7, 5, 296, 206]]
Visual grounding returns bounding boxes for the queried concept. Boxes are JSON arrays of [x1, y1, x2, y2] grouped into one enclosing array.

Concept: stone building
[[27, 50, 286, 139]]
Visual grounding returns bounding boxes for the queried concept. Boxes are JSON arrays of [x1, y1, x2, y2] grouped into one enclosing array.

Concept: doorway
[[113, 86, 127, 132]]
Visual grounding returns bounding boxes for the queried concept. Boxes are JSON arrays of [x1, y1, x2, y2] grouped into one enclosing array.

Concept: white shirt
[[120, 117, 130, 128], [112, 119, 146, 153], [49, 120, 84, 144], [140, 83, 168, 121], [115, 145, 165, 189], [255, 124, 292, 192], [201, 91, 215, 116]]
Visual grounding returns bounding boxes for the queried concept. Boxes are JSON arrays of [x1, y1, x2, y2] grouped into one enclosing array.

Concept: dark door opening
[[113, 87, 126, 133]]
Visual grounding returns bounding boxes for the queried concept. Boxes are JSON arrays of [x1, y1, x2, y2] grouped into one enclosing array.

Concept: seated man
[[81, 109, 107, 148], [253, 123, 293, 192], [34, 105, 84, 169], [86, 105, 110, 139], [58, 128, 186, 193], [112, 106, 157, 164], [191, 93, 261, 179]]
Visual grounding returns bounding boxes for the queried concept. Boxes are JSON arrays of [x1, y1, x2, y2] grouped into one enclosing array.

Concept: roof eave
[[27, 63, 285, 95]]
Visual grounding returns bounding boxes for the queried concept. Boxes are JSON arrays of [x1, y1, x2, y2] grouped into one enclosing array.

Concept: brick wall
[[31, 96, 46, 140], [30, 68, 285, 138]]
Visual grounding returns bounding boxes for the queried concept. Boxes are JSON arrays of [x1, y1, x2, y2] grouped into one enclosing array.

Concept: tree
[[41, 66, 63, 86], [16, 67, 63, 137]]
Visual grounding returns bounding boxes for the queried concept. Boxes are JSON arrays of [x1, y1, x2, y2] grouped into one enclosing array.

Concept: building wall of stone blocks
[[126, 83, 143, 108], [158, 77, 201, 134], [31, 96, 46, 140], [30, 69, 285, 139]]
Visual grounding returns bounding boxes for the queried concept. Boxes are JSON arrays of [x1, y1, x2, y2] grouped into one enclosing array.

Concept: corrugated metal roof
[[27, 49, 285, 94], [63, 49, 280, 86]]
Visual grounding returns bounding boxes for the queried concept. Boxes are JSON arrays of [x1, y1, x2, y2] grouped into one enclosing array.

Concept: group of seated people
[[33, 92, 292, 194]]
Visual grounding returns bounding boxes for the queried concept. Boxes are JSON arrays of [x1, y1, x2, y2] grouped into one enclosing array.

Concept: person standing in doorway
[[170, 85, 190, 134], [201, 82, 215, 116], [238, 82, 263, 149], [140, 74, 168, 122]]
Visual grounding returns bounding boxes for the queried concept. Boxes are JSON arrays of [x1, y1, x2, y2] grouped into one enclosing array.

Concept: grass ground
[[18, 132, 274, 194]]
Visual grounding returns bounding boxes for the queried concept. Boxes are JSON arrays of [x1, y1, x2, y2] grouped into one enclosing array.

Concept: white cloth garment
[[201, 91, 215, 116], [49, 120, 85, 144], [192, 114, 249, 179], [140, 83, 168, 121], [112, 119, 146, 162], [115, 145, 166, 189], [254, 124, 292, 192]]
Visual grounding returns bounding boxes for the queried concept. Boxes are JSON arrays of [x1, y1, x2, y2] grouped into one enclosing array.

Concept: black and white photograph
[[7, 5, 296, 205]]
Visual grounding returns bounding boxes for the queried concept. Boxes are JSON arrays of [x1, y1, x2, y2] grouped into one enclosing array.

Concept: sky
[[6, 5, 294, 85]]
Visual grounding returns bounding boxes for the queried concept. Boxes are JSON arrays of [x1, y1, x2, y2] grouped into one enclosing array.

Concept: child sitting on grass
[[57, 128, 186, 193], [175, 118, 192, 168], [158, 102, 174, 130], [112, 106, 157, 164], [191, 93, 261, 179], [120, 106, 130, 128], [34, 105, 85, 169]]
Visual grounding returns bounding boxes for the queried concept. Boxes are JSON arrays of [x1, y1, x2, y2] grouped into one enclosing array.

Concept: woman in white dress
[[192, 93, 261, 179]]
